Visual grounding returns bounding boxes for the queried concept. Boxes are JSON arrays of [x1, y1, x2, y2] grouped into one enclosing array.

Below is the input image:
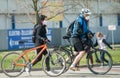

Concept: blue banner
[[8, 29, 52, 50]]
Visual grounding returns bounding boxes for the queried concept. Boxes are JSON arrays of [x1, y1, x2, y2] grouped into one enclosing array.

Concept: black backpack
[[66, 19, 83, 37], [66, 21, 75, 37], [32, 24, 38, 43]]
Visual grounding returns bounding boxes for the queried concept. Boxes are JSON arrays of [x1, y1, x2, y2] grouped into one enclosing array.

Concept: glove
[[40, 37, 50, 43], [87, 32, 94, 39]]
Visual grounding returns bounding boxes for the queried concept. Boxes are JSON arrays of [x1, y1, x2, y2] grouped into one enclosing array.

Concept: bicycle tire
[[1, 52, 26, 77], [42, 51, 66, 77], [56, 47, 73, 73], [86, 49, 112, 75]]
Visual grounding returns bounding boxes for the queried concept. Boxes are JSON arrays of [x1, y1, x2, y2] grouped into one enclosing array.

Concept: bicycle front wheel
[[87, 49, 112, 75], [55, 47, 73, 73], [1, 52, 26, 77], [42, 51, 66, 77]]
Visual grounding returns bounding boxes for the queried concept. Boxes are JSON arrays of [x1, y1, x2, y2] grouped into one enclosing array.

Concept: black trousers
[[33, 41, 50, 71]]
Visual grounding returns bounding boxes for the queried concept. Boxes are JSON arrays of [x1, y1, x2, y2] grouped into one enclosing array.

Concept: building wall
[[0, 0, 120, 50], [0, 30, 8, 50], [0, 0, 119, 29]]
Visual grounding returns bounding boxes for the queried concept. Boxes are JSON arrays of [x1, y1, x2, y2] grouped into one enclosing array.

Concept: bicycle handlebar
[[63, 35, 70, 39], [62, 33, 95, 49]]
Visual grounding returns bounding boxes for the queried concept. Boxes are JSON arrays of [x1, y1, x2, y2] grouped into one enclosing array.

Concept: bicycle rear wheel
[[42, 51, 66, 77], [1, 52, 26, 77], [87, 49, 112, 75]]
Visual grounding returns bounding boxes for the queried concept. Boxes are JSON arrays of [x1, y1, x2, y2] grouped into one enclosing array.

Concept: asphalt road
[[0, 65, 120, 78]]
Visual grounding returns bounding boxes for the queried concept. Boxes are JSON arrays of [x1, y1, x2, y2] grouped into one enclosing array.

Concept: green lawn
[[0, 47, 120, 70], [80, 47, 120, 65], [0, 50, 43, 70]]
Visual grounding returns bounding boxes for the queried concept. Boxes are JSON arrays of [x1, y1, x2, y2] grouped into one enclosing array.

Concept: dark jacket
[[71, 14, 91, 39], [35, 23, 47, 46]]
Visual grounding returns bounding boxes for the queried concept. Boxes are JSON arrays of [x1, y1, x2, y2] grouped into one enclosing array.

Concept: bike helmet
[[81, 8, 91, 15]]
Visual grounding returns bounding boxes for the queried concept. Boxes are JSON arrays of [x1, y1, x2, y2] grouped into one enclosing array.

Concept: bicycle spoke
[[87, 49, 112, 75], [42, 51, 66, 77], [1, 52, 26, 77]]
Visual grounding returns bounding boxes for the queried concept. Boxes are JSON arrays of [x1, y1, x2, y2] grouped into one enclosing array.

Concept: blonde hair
[[96, 32, 103, 37]]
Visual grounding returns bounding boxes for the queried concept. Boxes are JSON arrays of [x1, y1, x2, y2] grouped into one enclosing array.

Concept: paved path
[[0, 65, 120, 78]]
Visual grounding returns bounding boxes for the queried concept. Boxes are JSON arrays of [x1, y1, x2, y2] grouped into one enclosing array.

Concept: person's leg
[[66, 51, 78, 62], [70, 51, 86, 68], [43, 50, 50, 71], [100, 51, 108, 63], [73, 51, 79, 66], [70, 38, 85, 71], [73, 51, 79, 56], [32, 48, 43, 66], [25, 45, 43, 76], [86, 48, 93, 65]]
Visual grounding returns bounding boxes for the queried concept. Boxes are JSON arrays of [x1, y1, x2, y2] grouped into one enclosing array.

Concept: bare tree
[[32, 0, 39, 24]]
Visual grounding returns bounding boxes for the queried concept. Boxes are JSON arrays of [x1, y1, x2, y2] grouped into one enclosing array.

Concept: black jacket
[[35, 23, 47, 46]]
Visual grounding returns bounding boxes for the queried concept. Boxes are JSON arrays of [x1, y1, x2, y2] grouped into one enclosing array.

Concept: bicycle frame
[[13, 43, 47, 67]]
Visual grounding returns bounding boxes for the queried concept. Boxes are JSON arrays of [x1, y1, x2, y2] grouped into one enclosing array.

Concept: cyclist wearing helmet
[[70, 8, 93, 71]]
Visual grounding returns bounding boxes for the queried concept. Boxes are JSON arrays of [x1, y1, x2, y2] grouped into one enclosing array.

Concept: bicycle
[[55, 35, 113, 75], [1, 40, 66, 77]]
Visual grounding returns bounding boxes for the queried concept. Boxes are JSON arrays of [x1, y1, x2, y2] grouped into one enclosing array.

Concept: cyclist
[[69, 8, 93, 71], [25, 15, 50, 75], [94, 32, 115, 63]]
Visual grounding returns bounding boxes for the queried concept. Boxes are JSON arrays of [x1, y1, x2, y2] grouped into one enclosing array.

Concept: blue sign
[[8, 29, 34, 50], [8, 29, 52, 50]]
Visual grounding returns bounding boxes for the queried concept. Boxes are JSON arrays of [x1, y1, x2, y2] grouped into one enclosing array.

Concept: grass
[[0, 47, 120, 70], [108, 48, 120, 64], [0, 50, 43, 70], [80, 47, 120, 65]]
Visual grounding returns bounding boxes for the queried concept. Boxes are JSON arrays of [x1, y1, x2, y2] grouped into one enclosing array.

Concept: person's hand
[[87, 32, 93, 39], [44, 39, 50, 42]]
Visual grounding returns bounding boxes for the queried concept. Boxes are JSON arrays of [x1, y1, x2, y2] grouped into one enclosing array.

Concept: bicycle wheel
[[87, 49, 112, 75], [56, 47, 73, 72], [42, 51, 66, 77], [1, 52, 26, 77]]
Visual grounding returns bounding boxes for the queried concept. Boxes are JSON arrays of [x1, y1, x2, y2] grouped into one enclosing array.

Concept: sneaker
[[25, 63, 32, 76], [76, 67, 80, 71], [25, 67, 31, 76], [69, 67, 80, 71], [47, 71, 54, 75], [75, 65, 80, 71]]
